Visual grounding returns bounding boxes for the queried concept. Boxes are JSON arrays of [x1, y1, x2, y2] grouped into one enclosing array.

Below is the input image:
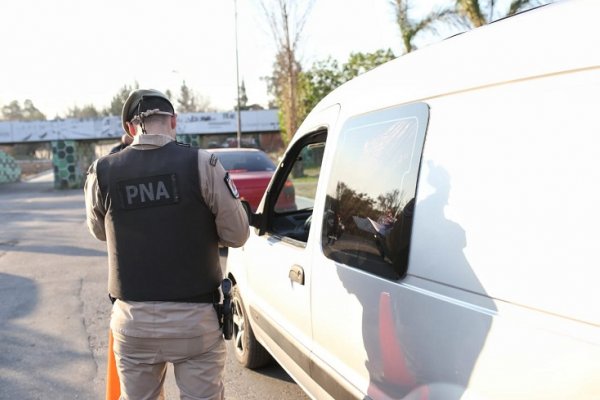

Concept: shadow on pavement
[[0, 273, 94, 399], [0, 243, 105, 257], [249, 362, 297, 384]]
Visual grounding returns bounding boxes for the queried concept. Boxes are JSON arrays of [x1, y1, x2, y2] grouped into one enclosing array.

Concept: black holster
[[215, 279, 233, 340]]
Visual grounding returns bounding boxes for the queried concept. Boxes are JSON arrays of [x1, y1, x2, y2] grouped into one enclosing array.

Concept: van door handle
[[289, 265, 305, 285]]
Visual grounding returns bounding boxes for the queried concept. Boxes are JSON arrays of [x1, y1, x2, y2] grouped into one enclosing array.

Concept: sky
[[0, 0, 536, 119]]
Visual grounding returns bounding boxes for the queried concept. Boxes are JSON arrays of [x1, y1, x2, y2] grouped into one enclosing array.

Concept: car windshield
[[215, 151, 276, 172]]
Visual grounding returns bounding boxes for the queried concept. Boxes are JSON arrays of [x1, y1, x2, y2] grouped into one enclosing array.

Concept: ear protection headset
[[121, 89, 174, 135], [130, 96, 175, 134]]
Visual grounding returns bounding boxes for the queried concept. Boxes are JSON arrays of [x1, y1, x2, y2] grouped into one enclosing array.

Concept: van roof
[[311, 0, 599, 118]]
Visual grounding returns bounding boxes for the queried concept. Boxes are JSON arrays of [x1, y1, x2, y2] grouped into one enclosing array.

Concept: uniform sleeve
[[83, 160, 107, 241], [198, 150, 250, 248]]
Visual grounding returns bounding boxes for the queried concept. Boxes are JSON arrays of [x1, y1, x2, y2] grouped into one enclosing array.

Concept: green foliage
[[454, 0, 543, 28], [301, 57, 343, 114], [342, 49, 397, 81], [23, 100, 46, 121], [302, 49, 396, 113], [390, 0, 457, 53], [389, 0, 542, 53], [177, 80, 197, 112], [1, 101, 22, 120], [266, 49, 306, 144], [104, 82, 139, 117], [1, 99, 46, 121], [177, 81, 213, 112], [65, 104, 101, 119]]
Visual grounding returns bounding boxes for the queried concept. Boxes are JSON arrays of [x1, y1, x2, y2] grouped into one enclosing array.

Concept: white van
[[226, 1, 600, 398]]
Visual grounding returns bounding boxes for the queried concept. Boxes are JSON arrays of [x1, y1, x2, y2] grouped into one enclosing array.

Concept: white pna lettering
[[125, 181, 171, 204], [155, 181, 170, 200], [126, 185, 138, 204]]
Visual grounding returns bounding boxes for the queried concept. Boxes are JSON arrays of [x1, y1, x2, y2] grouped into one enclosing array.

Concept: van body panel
[[227, 105, 340, 394], [245, 234, 312, 352], [412, 68, 600, 325], [227, 1, 600, 399]]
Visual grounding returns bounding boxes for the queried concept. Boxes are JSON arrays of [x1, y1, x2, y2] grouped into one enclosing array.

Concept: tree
[[1, 100, 23, 121], [104, 82, 139, 117], [1, 99, 47, 157], [165, 89, 173, 102], [301, 57, 343, 114], [341, 49, 397, 81], [177, 81, 213, 112], [65, 104, 101, 119], [1, 99, 46, 121], [390, 0, 544, 53], [390, 0, 456, 53], [454, 0, 543, 28], [234, 80, 249, 111], [302, 50, 396, 113], [177, 80, 197, 112], [261, 0, 314, 144], [22, 100, 46, 121]]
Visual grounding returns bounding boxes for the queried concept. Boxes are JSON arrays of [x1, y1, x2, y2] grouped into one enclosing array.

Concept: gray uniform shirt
[[84, 133, 249, 338]]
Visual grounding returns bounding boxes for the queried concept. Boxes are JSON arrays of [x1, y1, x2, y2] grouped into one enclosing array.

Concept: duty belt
[[108, 289, 219, 304], [176, 290, 219, 303]]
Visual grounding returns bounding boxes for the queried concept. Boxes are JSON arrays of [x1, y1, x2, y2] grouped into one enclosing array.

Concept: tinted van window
[[322, 103, 429, 279]]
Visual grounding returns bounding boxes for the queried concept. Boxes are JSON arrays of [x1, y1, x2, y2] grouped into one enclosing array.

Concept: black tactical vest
[[96, 141, 221, 302]]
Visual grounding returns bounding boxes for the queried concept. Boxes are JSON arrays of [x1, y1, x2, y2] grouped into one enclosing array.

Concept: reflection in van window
[[322, 103, 428, 279]]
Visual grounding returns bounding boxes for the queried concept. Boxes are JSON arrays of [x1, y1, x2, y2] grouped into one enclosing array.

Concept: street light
[[234, 0, 242, 148]]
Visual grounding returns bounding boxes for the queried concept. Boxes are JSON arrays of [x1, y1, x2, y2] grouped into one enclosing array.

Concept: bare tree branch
[[259, 0, 314, 143]]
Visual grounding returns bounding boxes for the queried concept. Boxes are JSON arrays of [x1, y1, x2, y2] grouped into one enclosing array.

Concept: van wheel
[[231, 286, 272, 369]]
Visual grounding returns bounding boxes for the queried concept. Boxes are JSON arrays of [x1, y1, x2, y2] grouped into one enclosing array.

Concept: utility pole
[[234, 0, 242, 148]]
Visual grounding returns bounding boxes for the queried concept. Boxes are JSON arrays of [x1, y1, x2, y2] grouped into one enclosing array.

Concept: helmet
[[121, 89, 174, 135]]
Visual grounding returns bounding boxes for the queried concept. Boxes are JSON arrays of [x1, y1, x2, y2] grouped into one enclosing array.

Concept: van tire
[[231, 286, 272, 369]]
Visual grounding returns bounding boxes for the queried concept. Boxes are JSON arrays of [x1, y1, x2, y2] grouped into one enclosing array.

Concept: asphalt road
[[0, 172, 308, 400]]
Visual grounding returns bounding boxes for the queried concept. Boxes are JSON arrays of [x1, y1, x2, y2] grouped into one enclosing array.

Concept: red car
[[206, 148, 295, 212]]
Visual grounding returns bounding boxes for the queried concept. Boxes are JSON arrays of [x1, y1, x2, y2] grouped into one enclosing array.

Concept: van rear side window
[[322, 103, 429, 280]]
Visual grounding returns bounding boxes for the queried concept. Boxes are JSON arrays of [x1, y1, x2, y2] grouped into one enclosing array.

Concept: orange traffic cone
[[379, 292, 415, 386], [106, 330, 121, 400]]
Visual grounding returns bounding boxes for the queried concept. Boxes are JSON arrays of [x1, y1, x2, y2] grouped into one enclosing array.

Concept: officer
[[108, 132, 133, 154], [84, 89, 249, 400]]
